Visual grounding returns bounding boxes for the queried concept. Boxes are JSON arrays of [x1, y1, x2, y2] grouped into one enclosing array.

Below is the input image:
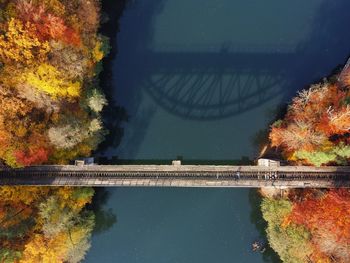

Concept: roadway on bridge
[[1, 165, 349, 188]]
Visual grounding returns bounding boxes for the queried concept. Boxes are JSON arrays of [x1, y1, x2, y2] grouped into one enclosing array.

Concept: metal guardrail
[[0, 165, 349, 187]]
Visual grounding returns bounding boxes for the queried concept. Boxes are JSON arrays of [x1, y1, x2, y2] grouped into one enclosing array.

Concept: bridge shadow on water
[[98, 0, 350, 154], [115, 0, 294, 121], [113, 0, 350, 120], [97, 0, 350, 159], [141, 51, 293, 120]]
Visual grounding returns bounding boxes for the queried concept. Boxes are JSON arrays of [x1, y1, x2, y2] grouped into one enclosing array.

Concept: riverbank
[[86, 1, 350, 263], [262, 57, 350, 262], [95, 0, 129, 154], [0, 1, 109, 261]]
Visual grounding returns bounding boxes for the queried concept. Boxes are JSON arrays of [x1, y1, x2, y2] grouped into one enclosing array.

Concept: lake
[[85, 0, 350, 262]]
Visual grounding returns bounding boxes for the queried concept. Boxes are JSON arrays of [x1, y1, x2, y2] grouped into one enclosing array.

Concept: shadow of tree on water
[[88, 188, 117, 235], [95, 0, 131, 154]]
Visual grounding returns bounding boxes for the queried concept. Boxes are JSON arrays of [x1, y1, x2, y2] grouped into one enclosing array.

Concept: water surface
[[86, 1, 350, 262], [87, 188, 266, 263]]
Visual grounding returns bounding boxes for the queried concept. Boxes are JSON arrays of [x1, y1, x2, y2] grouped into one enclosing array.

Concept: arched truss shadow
[[114, 0, 350, 121], [143, 68, 289, 120]]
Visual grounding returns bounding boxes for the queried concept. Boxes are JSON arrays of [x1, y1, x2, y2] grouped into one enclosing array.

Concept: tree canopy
[[0, 0, 107, 167]]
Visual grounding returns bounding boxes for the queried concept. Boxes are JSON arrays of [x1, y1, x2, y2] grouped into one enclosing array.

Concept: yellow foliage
[[54, 187, 92, 211], [0, 18, 50, 64], [0, 186, 49, 205], [92, 40, 104, 62], [0, 0, 101, 259], [24, 64, 81, 99], [2, 148, 20, 168], [20, 233, 68, 263], [20, 226, 90, 263], [287, 152, 298, 161]]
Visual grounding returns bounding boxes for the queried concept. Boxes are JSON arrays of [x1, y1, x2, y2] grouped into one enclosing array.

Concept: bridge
[[1, 163, 350, 188]]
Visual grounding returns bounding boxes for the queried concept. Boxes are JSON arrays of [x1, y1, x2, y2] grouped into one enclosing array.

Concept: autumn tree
[[23, 63, 81, 99], [16, 0, 81, 45], [288, 189, 350, 262], [0, 18, 50, 64], [87, 89, 108, 113], [0, 186, 95, 263], [76, 0, 100, 34], [269, 79, 350, 166], [0, 0, 108, 261], [49, 42, 88, 79], [261, 198, 312, 263]]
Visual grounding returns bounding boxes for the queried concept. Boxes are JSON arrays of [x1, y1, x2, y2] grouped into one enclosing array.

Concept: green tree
[[261, 198, 312, 263]]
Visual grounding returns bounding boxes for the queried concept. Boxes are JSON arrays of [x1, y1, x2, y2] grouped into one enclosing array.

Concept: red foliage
[[289, 189, 350, 242], [15, 147, 49, 166], [64, 27, 81, 46], [16, 1, 81, 46]]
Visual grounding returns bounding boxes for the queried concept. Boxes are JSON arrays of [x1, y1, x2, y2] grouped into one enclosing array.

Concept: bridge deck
[[0, 165, 349, 188]]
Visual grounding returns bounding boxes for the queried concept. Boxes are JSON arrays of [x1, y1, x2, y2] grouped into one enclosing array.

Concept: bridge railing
[[0, 165, 349, 188], [1, 165, 349, 179]]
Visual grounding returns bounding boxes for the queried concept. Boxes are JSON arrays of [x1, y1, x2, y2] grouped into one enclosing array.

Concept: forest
[[263, 68, 350, 262], [1, 0, 350, 262], [0, 0, 107, 168], [262, 188, 350, 263], [270, 69, 350, 166], [0, 186, 95, 262], [0, 0, 107, 261]]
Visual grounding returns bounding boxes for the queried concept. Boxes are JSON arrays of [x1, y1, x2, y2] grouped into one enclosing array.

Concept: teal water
[[86, 188, 267, 263], [86, 0, 350, 262]]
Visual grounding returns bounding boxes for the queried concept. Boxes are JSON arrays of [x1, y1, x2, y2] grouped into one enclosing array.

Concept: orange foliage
[[0, 0, 103, 260], [0, 0, 106, 167], [269, 80, 350, 165], [290, 189, 350, 241], [327, 105, 350, 134], [16, 1, 81, 46], [270, 121, 326, 152], [289, 189, 350, 261]]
